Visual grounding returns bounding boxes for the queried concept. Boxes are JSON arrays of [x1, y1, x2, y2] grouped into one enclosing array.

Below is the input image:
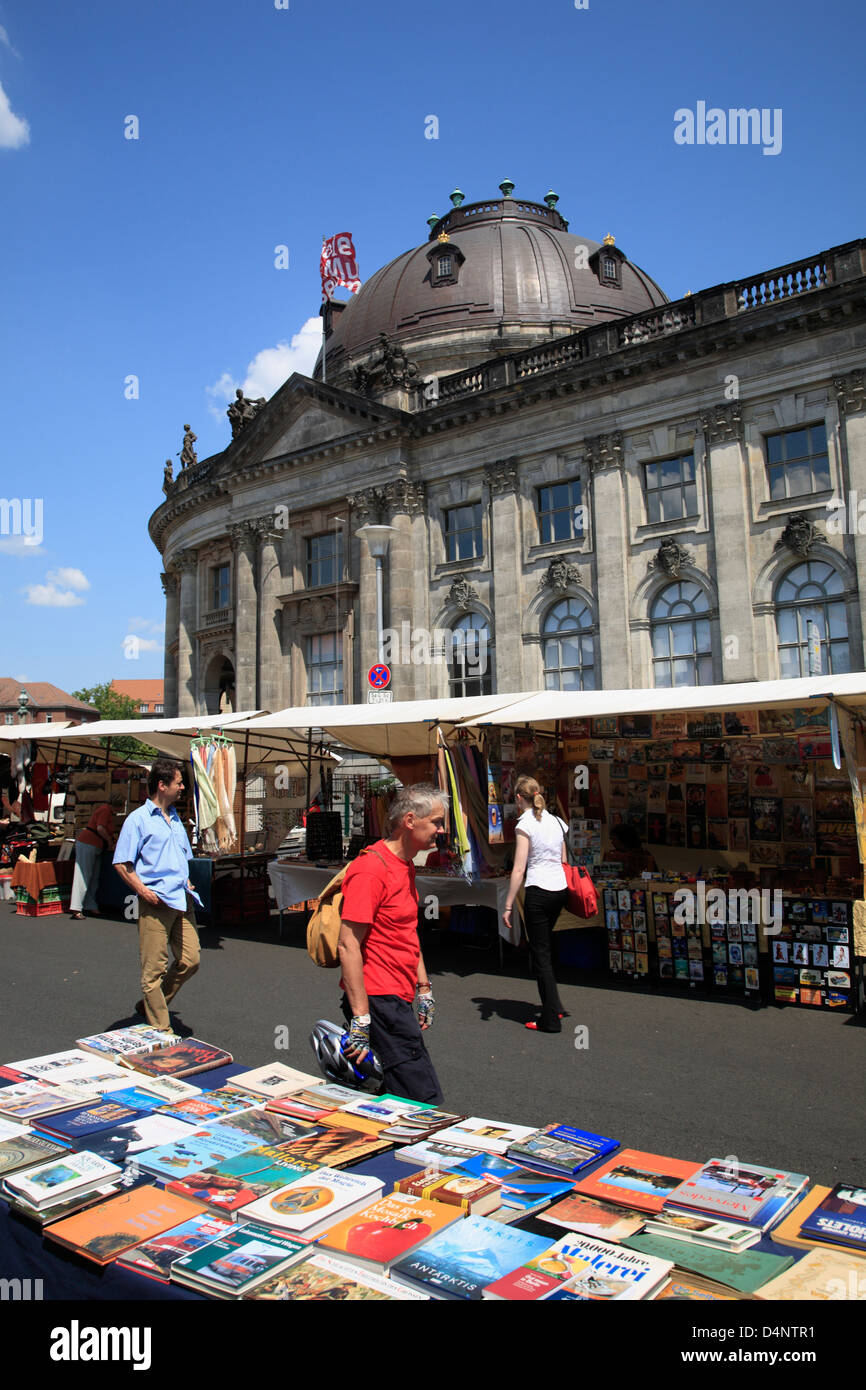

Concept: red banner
[[320, 232, 361, 301]]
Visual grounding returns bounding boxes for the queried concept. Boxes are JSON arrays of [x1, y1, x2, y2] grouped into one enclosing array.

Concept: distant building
[[110, 679, 165, 717], [148, 186, 866, 715], [0, 680, 99, 727]]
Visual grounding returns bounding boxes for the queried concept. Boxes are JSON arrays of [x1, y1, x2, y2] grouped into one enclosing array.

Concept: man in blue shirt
[[114, 759, 202, 1031]]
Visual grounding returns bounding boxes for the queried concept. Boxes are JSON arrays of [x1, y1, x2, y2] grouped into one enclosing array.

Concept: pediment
[[262, 401, 354, 459]]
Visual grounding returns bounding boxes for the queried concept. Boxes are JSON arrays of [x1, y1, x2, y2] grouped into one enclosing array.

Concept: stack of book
[[4, 1150, 123, 1213], [505, 1123, 619, 1178]]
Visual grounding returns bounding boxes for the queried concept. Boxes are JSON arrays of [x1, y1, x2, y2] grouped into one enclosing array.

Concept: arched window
[[774, 561, 850, 678], [448, 612, 492, 697], [542, 599, 595, 690], [651, 582, 713, 687]]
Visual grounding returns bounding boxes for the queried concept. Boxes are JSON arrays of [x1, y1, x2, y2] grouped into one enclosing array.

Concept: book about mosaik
[[671, 883, 782, 930]]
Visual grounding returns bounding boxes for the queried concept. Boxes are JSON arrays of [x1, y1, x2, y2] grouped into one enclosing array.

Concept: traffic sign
[[367, 689, 394, 705], [367, 663, 391, 689]]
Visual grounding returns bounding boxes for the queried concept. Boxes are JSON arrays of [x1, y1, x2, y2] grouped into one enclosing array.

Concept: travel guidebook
[[135, 1124, 261, 1181], [388, 1214, 552, 1300], [573, 1150, 703, 1214], [170, 1222, 308, 1297], [157, 1089, 262, 1124], [101, 1083, 202, 1114], [0, 1081, 82, 1120], [167, 1147, 320, 1215], [32, 1098, 149, 1142]]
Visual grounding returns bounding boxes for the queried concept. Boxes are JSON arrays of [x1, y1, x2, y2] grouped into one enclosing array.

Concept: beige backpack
[[306, 848, 386, 967]]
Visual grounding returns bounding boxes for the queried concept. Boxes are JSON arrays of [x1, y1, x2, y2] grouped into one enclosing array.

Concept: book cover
[[432, 1118, 540, 1156], [245, 1251, 429, 1300], [10, 1049, 96, 1079], [767, 1185, 832, 1251], [157, 1089, 262, 1124], [484, 1234, 595, 1300], [383, 1109, 468, 1143], [448, 1152, 575, 1211], [100, 1085, 192, 1114], [135, 1123, 262, 1179], [35, 1098, 149, 1141], [319, 1111, 387, 1138], [47, 1185, 206, 1264], [393, 1138, 485, 1168], [539, 1234, 673, 1301], [799, 1184, 866, 1249], [76, 1027, 179, 1059], [655, 1274, 738, 1301], [240, 1167, 385, 1236], [265, 1090, 340, 1122], [537, 1193, 646, 1241], [170, 1221, 307, 1295], [573, 1149, 703, 1213], [389, 1214, 551, 1300], [644, 1209, 761, 1250], [130, 1040, 234, 1078], [506, 1123, 618, 1174], [219, 1108, 321, 1146], [264, 1122, 392, 1168], [166, 1146, 319, 1213], [318, 1191, 461, 1268], [0, 1081, 83, 1120], [6, 1150, 123, 1205], [340, 1096, 427, 1125], [45, 1065, 134, 1101], [394, 1170, 501, 1216], [71, 1114, 194, 1165], [621, 1231, 795, 1294], [0, 1132, 68, 1178], [754, 1246, 866, 1300], [0, 1118, 29, 1141], [115, 1212, 233, 1281], [226, 1063, 323, 1098], [667, 1158, 809, 1223]]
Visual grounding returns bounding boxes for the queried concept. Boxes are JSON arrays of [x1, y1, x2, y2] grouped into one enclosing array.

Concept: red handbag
[[560, 822, 598, 919]]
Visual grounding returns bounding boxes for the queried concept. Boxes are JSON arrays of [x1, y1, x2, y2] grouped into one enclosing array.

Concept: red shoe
[[525, 1020, 562, 1033]]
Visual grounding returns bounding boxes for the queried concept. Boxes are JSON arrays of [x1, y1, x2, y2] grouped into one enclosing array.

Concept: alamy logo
[[674, 103, 782, 156], [50, 1320, 152, 1371], [0, 497, 43, 545], [0, 1277, 43, 1300], [673, 881, 782, 934]]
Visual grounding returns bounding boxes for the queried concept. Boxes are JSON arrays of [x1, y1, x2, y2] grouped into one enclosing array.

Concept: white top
[[517, 809, 568, 891]]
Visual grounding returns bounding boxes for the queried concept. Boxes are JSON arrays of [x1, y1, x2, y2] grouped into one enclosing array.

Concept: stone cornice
[[699, 403, 743, 443], [484, 457, 520, 496], [583, 431, 624, 474], [173, 548, 199, 573], [382, 476, 426, 518]]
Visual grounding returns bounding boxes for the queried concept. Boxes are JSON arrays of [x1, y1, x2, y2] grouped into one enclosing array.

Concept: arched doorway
[[203, 653, 236, 715]]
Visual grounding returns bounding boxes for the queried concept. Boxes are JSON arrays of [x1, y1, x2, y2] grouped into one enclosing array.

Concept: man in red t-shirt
[[338, 784, 447, 1103]]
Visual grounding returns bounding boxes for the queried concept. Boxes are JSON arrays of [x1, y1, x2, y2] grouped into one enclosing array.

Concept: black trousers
[[340, 993, 444, 1105], [523, 885, 568, 1030]]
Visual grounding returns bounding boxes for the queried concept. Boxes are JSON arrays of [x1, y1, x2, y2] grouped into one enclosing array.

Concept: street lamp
[[356, 524, 395, 663]]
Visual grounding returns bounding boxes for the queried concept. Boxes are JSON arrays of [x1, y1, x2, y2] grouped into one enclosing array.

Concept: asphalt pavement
[[1, 904, 863, 1188]]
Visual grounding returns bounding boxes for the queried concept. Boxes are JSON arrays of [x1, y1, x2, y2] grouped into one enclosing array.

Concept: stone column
[[586, 433, 631, 687], [835, 370, 866, 665], [257, 521, 284, 714], [174, 549, 199, 716], [383, 476, 425, 700], [485, 459, 521, 692], [231, 521, 259, 713], [701, 404, 754, 681], [161, 571, 179, 717], [348, 487, 383, 702]]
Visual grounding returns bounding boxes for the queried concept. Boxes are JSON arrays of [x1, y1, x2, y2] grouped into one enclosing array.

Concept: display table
[[269, 860, 520, 943], [10, 858, 74, 915]]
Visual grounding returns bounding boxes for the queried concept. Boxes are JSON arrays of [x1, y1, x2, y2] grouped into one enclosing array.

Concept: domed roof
[[315, 190, 669, 388]]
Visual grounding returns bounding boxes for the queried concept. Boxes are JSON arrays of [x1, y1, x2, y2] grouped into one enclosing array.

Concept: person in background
[[605, 823, 658, 877], [338, 784, 447, 1102], [69, 793, 123, 920], [113, 759, 202, 1031], [503, 775, 568, 1034]]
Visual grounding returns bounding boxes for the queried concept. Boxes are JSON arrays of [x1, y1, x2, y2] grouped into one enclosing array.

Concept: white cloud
[[47, 567, 89, 592], [13, 673, 30, 683], [128, 617, 165, 635], [0, 80, 29, 149], [24, 583, 84, 607], [0, 536, 45, 556], [0, 27, 21, 58], [205, 317, 323, 422]]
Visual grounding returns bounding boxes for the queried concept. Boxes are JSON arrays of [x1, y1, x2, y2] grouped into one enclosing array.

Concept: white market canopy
[[0, 711, 329, 778], [230, 693, 537, 758], [455, 672, 866, 730]]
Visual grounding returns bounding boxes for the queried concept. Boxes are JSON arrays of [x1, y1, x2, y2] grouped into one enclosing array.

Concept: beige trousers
[[139, 899, 200, 1030]]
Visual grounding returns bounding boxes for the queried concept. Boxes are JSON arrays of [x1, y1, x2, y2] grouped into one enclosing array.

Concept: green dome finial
[[499, 178, 515, 199], [427, 214, 441, 229], [449, 188, 465, 207], [544, 190, 559, 209]]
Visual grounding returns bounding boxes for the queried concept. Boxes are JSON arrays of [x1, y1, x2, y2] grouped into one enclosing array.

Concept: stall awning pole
[[305, 728, 312, 810]]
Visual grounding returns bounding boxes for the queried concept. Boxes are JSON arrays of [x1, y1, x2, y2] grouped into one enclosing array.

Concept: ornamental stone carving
[[484, 458, 519, 496], [377, 333, 420, 389], [383, 476, 426, 518], [775, 513, 820, 559], [835, 369, 866, 415], [348, 487, 385, 527], [448, 575, 479, 610], [173, 548, 199, 573], [699, 403, 743, 443], [653, 537, 694, 579], [297, 596, 337, 628], [162, 459, 174, 495], [584, 431, 624, 474], [227, 389, 267, 439], [539, 555, 581, 592], [178, 424, 198, 469], [229, 518, 268, 552], [160, 571, 179, 596]]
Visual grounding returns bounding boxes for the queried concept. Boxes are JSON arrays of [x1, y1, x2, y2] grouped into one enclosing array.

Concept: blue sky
[[1, 0, 864, 700]]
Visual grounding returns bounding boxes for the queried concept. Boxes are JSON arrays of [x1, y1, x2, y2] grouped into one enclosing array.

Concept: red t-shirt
[[339, 841, 419, 1002]]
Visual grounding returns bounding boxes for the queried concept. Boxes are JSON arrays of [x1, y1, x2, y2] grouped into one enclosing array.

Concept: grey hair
[[386, 782, 450, 832]]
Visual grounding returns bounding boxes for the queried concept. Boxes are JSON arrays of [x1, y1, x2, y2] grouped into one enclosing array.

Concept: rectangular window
[[154, 703, 164, 714], [307, 632, 343, 706], [4, 714, 14, 725], [445, 502, 483, 562], [766, 423, 830, 501], [306, 533, 344, 588], [211, 563, 230, 610], [644, 454, 697, 524], [44, 713, 53, 723], [537, 479, 583, 544]]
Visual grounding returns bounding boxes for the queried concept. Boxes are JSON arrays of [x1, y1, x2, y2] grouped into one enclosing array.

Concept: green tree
[[72, 683, 158, 759]]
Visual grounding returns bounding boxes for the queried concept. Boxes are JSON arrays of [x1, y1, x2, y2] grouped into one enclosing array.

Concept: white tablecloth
[[268, 860, 520, 943]]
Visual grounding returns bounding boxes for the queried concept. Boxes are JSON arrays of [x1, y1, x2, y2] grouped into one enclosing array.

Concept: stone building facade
[[149, 190, 866, 716]]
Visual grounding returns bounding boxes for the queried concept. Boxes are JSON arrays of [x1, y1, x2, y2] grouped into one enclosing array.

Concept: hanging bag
[[558, 820, 598, 919], [306, 847, 387, 967]]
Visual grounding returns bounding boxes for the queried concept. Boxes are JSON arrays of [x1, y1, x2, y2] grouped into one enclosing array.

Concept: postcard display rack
[[555, 703, 863, 1011]]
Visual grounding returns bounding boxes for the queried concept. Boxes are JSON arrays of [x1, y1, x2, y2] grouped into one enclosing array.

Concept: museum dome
[[314, 185, 669, 392]]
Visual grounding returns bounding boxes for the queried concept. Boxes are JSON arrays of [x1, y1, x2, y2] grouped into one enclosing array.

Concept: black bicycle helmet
[[309, 1018, 384, 1090]]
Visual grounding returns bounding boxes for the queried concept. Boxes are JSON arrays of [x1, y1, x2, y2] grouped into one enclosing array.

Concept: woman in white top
[[503, 775, 568, 1033]]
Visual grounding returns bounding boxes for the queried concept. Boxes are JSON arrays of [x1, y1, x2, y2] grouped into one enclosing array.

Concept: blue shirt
[[113, 800, 200, 911]]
